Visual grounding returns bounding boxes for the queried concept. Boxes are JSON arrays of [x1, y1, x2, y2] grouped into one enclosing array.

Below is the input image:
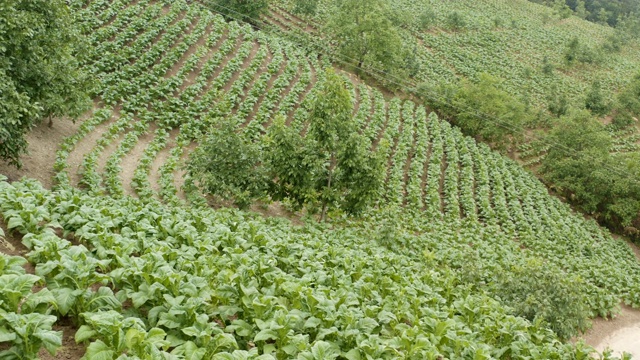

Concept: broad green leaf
[[52, 287, 80, 316], [254, 329, 278, 342], [34, 329, 63, 355], [22, 288, 57, 314], [84, 340, 115, 360], [0, 326, 17, 342], [310, 341, 340, 359], [75, 325, 97, 343], [6, 217, 23, 230], [344, 349, 361, 360], [303, 317, 321, 329]]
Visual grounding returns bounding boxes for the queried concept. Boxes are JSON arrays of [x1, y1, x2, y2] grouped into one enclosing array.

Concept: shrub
[[493, 258, 591, 340]]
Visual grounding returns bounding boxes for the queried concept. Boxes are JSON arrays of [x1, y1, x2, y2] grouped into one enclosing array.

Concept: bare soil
[[38, 324, 85, 360], [121, 122, 159, 197], [149, 128, 179, 194], [66, 105, 119, 187], [582, 304, 640, 357], [0, 117, 83, 188]]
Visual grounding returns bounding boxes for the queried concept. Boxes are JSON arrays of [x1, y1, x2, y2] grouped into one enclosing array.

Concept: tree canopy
[[325, 0, 403, 75], [205, 0, 269, 25], [189, 70, 383, 219], [266, 69, 384, 220], [0, 0, 89, 167], [425, 74, 527, 152]]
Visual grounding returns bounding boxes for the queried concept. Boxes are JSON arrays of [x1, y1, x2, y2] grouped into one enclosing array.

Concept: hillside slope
[[0, 0, 640, 358], [59, 0, 640, 320]]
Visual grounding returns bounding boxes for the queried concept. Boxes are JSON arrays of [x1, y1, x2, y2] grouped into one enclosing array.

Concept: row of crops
[[0, 176, 627, 359], [57, 0, 640, 317], [1, 0, 640, 357], [272, 0, 640, 112], [267, 0, 640, 164]]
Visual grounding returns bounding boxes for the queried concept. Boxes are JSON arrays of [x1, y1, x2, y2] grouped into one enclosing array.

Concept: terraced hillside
[[54, 0, 640, 314], [269, 0, 640, 109], [1, 0, 640, 358]]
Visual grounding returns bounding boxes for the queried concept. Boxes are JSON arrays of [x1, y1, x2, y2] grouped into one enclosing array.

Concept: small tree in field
[[206, 0, 269, 25], [325, 0, 402, 73], [187, 119, 268, 209], [265, 69, 384, 220], [1, 0, 90, 167], [306, 69, 384, 220]]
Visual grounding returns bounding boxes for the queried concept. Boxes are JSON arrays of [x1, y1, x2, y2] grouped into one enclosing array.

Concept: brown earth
[[0, 117, 83, 188]]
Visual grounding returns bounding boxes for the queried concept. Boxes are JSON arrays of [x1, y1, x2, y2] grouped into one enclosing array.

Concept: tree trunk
[[320, 155, 335, 222], [48, 116, 53, 128]]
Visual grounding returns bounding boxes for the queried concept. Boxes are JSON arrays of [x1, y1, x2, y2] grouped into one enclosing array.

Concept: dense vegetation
[[0, 0, 90, 167], [0, 0, 640, 358], [265, 0, 640, 240], [530, 0, 640, 31]]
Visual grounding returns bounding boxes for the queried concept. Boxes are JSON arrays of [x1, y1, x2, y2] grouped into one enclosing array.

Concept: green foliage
[[188, 120, 268, 209], [263, 116, 318, 210], [0, 254, 61, 359], [547, 85, 570, 117], [540, 110, 640, 229], [584, 80, 610, 116], [446, 11, 467, 30], [541, 56, 555, 75], [563, 37, 600, 65], [418, 9, 437, 30], [430, 74, 527, 151], [0, 313, 61, 359], [541, 110, 612, 212], [292, 0, 318, 16], [0, 0, 90, 167], [306, 69, 384, 219], [264, 70, 384, 219], [325, 0, 403, 75], [3, 178, 633, 359], [553, 0, 573, 19], [614, 72, 640, 123], [494, 258, 590, 340], [205, 0, 269, 25]]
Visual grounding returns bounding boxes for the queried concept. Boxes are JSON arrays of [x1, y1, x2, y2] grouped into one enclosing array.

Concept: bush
[[540, 110, 640, 230], [187, 120, 268, 209], [585, 80, 610, 116], [446, 11, 466, 30], [292, 0, 317, 16], [547, 85, 570, 117], [493, 258, 591, 340], [425, 74, 527, 151], [205, 0, 269, 25], [564, 37, 601, 65]]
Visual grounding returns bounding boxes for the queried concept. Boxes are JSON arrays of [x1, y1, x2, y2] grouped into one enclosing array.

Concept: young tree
[[266, 70, 384, 220], [616, 72, 640, 118], [325, 0, 403, 74], [0, 0, 90, 167], [584, 80, 610, 116], [438, 74, 527, 151], [263, 116, 319, 210], [187, 119, 268, 209], [540, 110, 612, 214], [292, 0, 318, 16], [575, 0, 589, 19], [205, 0, 269, 25]]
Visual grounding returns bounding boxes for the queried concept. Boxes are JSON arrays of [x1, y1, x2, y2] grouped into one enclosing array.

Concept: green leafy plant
[[0, 313, 62, 360]]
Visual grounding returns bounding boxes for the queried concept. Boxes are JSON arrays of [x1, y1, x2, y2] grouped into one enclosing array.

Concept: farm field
[[264, 0, 640, 171], [1, 0, 640, 358]]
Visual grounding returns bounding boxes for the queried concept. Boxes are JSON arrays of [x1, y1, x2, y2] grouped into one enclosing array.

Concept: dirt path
[[582, 304, 640, 357], [0, 117, 83, 188], [583, 241, 640, 357]]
